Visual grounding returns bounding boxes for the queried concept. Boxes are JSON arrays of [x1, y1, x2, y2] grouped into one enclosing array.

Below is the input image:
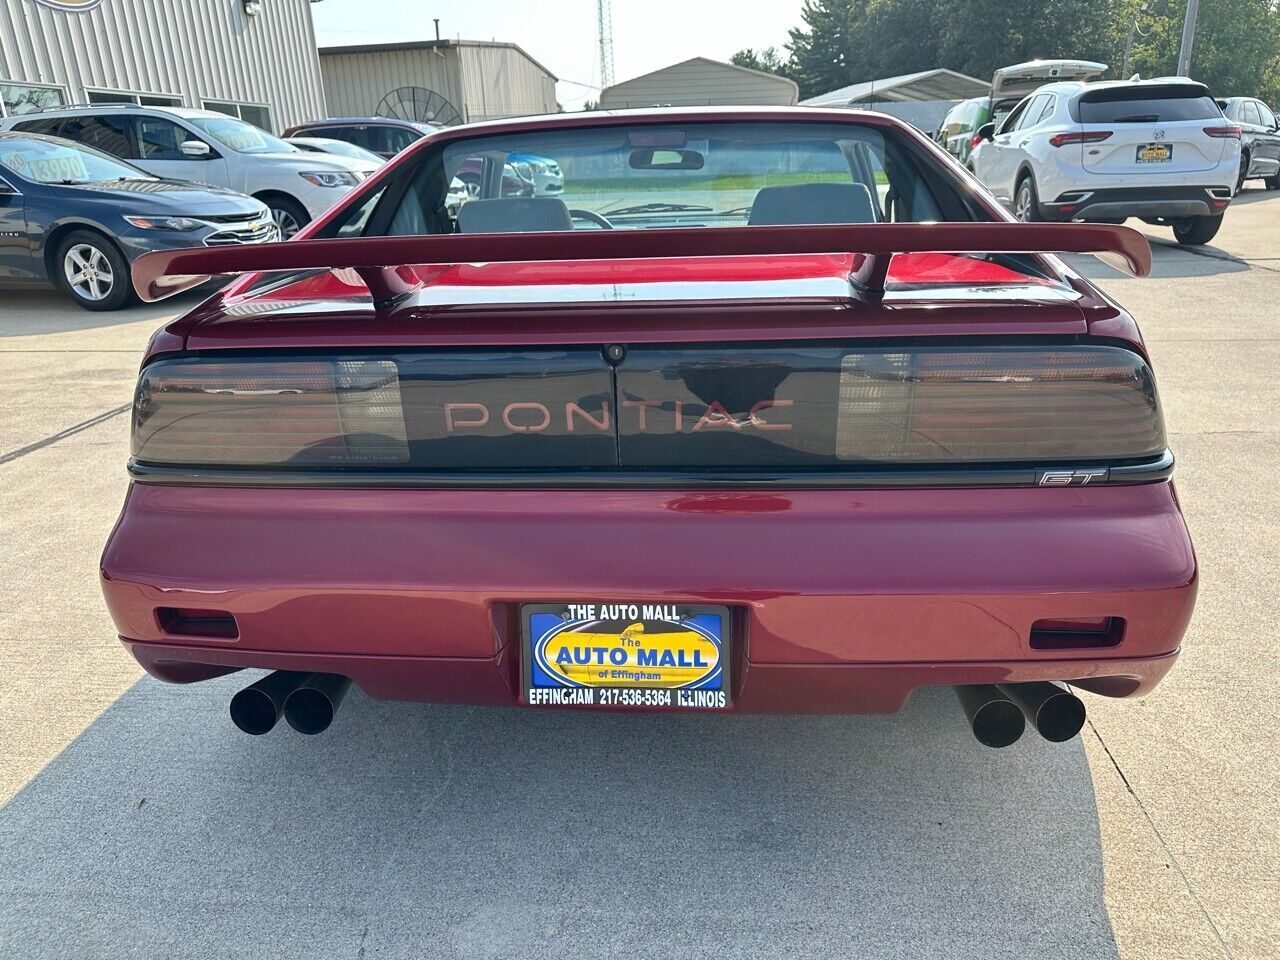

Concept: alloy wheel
[[63, 243, 114, 302], [1014, 184, 1032, 222], [271, 206, 302, 239]]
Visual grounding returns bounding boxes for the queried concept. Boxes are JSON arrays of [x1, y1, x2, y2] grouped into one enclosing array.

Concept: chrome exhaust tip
[[954, 684, 1026, 748], [283, 673, 352, 735], [229, 670, 308, 735], [998, 682, 1087, 743]]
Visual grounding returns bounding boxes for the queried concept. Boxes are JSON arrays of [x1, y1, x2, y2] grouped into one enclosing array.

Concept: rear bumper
[[101, 482, 1197, 713], [1041, 185, 1232, 221]]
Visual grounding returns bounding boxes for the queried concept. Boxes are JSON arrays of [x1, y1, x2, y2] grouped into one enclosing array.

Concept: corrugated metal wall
[[0, 0, 325, 130], [319, 42, 557, 124], [600, 59, 798, 109], [319, 46, 464, 119], [457, 44, 556, 122]]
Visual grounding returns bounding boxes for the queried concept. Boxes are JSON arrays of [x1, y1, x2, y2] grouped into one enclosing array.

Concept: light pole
[[1177, 0, 1199, 77]]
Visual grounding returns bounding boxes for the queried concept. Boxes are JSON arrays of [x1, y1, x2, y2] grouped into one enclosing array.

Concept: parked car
[[0, 105, 380, 238], [508, 152, 564, 196], [1215, 97, 1280, 191], [970, 78, 1239, 244], [108, 107, 1194, 749], [936, 61, 1107, 168], [0, 131, 273, 311], [454, 156, 535, 197], [285, 136, 386, 166], [281, 117, 439, 159]]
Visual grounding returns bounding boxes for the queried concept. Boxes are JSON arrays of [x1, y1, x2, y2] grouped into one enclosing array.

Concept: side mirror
[[179, 140, 212, 158], [976, 122, 996, 142]]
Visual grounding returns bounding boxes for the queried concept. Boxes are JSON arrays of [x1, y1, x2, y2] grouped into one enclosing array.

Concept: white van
[[2, 105, 381, 237]]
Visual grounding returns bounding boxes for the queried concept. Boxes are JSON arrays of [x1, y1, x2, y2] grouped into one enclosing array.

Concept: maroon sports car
[[103, 108, 1195, 747]]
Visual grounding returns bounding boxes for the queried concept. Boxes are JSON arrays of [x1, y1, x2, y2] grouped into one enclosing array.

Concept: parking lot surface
[[1, 197, 1277, 959]]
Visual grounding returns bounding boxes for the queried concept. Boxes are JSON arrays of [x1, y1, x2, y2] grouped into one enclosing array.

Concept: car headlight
[[123, 215, 204, 232], [300, 170, 361, 188]]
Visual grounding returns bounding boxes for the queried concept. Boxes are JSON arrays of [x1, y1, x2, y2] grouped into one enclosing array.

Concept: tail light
[[133, 357, 409, 466], [1203, 125, 1242, 138], [1049, 130, 1113, 148], [968, 133, 984, 152], [835, 346, 1165, 463]]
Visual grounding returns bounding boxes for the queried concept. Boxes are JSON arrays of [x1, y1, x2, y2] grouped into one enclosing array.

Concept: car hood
[[254, 152, 382, 175], [58, 178, 266, 216]]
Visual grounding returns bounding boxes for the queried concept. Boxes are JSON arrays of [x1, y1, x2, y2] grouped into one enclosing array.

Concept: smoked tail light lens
[[133, 357, 409, 466], [835, 346, 1166, 463], [1203, 125, 1242, 138]]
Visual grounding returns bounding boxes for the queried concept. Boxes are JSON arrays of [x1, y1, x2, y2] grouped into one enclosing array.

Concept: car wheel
[[1236, 153, 1250, 194], [55, 230, 134, 312], [1172, 213, 1224, 246], [265, 196, 310, 239], [1013, 176, 1040, 222]]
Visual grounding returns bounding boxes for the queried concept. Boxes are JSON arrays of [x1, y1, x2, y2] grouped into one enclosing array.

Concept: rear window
[[1073, 85, 1222, 124], [330, 120, 980, 238]]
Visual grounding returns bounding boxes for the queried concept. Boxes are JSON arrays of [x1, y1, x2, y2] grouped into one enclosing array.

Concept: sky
[[310, 0, 806, 111]]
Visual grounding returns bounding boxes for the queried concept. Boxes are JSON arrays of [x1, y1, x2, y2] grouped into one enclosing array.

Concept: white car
[[285, 136, 387, 167], [970, 78, 1240, 245], [1, 106, 382, 237]]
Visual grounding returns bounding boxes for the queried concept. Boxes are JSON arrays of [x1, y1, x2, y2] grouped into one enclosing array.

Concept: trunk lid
[[991, 59, 1107, 102]]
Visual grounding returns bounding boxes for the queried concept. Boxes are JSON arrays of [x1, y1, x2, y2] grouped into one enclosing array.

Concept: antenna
[[597, 0, 615, 88]]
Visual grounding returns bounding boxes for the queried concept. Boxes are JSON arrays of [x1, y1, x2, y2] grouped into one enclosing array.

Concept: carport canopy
[[803, 69, 991, 106]]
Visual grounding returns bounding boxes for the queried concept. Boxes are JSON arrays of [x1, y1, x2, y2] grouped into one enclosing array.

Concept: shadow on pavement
[[0, 678, 1119, 959], [1066, 239, 1249, 282], [0, 287, 212, 337]]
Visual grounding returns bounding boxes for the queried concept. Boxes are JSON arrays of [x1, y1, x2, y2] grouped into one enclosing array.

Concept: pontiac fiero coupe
[[101, 107, 1196, 747]]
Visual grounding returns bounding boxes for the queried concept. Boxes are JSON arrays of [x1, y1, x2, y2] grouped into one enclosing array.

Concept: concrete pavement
[[1, 198, 1277, 959]]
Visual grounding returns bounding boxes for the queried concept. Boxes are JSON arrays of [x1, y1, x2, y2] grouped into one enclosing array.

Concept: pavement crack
[[1088, 719, 1235, 960], [0, 403, 131, 466]]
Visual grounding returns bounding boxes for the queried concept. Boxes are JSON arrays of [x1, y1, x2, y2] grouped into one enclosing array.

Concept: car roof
[[291, 117, 434, 129]]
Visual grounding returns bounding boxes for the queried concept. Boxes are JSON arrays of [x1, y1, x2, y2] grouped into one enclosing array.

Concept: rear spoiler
[[131, 222, 1151, 308]]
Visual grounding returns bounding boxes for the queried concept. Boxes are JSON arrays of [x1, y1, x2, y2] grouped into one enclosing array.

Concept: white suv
[[1, 105, 381, 237], [970, 78, 1240, 245]]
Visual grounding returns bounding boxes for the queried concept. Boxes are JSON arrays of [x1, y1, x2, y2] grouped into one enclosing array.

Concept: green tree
[[786, 0, 865, 98], [730, 46, 791, 76], [861, 0, 943, 80]]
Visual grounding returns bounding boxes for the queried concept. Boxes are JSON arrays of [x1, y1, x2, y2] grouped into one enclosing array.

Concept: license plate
[[522, 602, 730, 710], [1136, 143, 1173, 163]]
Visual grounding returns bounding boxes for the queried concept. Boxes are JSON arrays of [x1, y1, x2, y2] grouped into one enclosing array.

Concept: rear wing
[[131, 222, 1151, 308]]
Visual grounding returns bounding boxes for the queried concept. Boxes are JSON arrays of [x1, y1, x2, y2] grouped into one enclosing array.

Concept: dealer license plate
[[1136, 143, 1173, 163], [522, 602, 730, 710]]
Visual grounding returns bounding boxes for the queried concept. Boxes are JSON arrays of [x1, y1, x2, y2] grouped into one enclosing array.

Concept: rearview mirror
[[976, 122, 996, 142], [629, 148, 704, 171], [179, 140, 212, 158]]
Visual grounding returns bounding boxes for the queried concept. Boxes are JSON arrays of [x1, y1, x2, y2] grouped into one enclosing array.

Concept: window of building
[[202, 101, 273, 132], [0, 83, 67, 117], [87, 90, 181, 107]]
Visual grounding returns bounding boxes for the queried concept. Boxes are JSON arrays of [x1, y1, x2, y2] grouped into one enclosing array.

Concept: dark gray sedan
[[0, 132, 274, 310]]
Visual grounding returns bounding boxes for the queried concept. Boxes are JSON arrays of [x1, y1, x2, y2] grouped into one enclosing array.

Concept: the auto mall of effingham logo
[[32, 0, 104, 11]]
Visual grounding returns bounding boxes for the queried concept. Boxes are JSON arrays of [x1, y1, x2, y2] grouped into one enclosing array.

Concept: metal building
[[598, 57, 798, 109], [0, 0, 326, 132], [803, 69, 990, 133], [318, 40, 558, 126]]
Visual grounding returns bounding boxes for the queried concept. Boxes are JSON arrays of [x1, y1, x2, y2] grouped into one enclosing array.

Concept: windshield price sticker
[[523, 602, 730, 710]]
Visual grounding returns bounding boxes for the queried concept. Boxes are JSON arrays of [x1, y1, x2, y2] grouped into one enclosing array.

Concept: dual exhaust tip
[[230, 672, 1082, 746], [955, 682, 1087, 748], [229, 671, 351, 736]]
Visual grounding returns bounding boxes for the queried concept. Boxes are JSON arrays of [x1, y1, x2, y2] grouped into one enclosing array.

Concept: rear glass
[[1074, 86, 1221, 123], [337, 121, 978, 237]]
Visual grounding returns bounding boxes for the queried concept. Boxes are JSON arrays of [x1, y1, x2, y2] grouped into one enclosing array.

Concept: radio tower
[[597, 0, 615, 88]]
